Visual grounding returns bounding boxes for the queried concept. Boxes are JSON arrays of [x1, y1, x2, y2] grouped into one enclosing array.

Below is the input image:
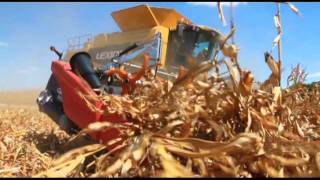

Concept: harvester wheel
[[58, 115, 80, 134]]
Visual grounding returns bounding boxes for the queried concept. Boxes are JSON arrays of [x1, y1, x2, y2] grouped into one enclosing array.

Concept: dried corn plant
[[36, 43, 320, 177], [0, 106, 70, 177], [272, 2, 301, 87], [287, 63, 308, 88]]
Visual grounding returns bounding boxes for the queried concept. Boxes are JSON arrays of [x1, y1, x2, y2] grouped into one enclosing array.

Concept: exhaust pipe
[[70, 52, 102, 89]]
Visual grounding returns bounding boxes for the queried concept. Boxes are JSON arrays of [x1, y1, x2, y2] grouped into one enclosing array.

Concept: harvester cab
[[62, 4, 225, 80], [37, 4, 226, 145]]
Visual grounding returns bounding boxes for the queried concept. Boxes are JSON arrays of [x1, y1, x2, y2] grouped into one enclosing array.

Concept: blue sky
[[0, 2, 319, 90]]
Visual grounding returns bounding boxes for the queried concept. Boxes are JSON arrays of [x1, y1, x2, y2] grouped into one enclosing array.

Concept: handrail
[[67, 34, 93, 51]]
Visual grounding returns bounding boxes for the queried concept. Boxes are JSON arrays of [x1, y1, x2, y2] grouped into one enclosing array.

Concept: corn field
[[2, 2, 320, 178]]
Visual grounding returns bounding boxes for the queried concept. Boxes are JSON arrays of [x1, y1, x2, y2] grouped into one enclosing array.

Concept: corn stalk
[[276, 3, 282, 87], [230, 2, 235, 44], [273, 2, 301, 88]]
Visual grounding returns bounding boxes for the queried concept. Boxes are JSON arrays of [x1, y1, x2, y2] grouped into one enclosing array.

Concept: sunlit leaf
[[285, 2, 301, 16], [217, 2, 227, 26]]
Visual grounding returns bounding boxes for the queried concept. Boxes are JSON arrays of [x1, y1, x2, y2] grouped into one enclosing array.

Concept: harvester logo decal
[[95, 50, 121, 61]]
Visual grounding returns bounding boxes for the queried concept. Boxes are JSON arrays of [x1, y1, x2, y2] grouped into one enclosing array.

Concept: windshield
[[118, 32, 161, 66], [192, 33, 215, 61], [166, 27, 220, 72], [100, 32, 162, 71]]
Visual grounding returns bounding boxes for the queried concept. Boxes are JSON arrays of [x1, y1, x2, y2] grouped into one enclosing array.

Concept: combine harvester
[[37, 4, 227, 146]]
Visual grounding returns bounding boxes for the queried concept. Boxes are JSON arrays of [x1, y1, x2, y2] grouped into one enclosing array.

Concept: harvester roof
[[111, 4, 193, 32]]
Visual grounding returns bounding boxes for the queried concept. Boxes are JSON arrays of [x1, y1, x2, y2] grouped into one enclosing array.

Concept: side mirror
[[50, 46, 63, 60]]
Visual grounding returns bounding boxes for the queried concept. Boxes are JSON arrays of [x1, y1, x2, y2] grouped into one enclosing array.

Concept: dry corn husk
[[222, 44, 239, 59], [285, 2, 301, 16]]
